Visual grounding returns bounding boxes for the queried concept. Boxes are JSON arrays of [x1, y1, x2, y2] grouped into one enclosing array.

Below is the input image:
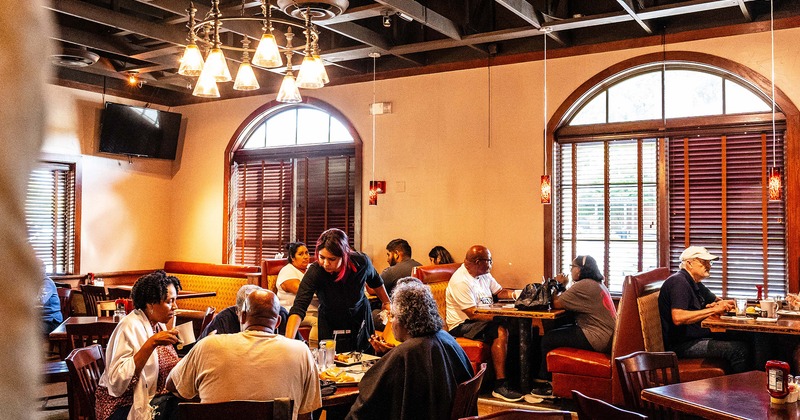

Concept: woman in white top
[[277, 242, 319, 346]]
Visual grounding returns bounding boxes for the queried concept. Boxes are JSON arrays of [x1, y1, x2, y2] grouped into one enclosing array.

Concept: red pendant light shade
[[540, 175, 552, 204], [768, 167, 782, 201], [369, 183, 379, 205]]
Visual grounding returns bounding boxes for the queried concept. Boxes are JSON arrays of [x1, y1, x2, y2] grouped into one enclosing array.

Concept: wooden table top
[[49, 316, 117, 340], [473, 303, 566, 319], [322, 384, 359, 408], [702, 314, 800, 335], [642, 370, 800, 420]]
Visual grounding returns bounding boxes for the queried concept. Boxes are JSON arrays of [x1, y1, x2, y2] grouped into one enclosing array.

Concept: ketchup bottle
[[767, 360, 790, 403]]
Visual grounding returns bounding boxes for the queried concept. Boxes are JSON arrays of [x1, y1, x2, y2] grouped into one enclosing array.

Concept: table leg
[[518, 318, 531, 392]]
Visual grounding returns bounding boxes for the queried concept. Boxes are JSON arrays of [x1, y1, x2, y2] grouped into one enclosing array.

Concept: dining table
[[702, 313, 800, 335], [641, 370, 800, 419], [473, 303, 567, 391]]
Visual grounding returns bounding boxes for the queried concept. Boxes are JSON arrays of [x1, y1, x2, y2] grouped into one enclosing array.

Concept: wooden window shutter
[[668, 131, 786, 297], [26, 162, 77, 274]]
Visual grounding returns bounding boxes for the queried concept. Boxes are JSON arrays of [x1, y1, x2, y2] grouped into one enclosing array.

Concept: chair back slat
[[66, 344, 106, 420], [616, 351, 681, 416], [107, 287, 131, 300], [80, 285, 107, 316], [177, 398, 292, 420], [67, 321, 117, 350], [449, 362, 487, 420]]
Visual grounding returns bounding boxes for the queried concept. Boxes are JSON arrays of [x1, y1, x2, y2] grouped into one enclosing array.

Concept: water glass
[[312, 348, 327, 371], [735, 298, 747, 317], [320, 339, 336, 369]]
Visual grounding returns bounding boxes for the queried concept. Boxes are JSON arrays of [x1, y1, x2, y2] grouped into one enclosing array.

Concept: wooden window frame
[[28, 153, 82, 275], [545, 52, 799, 294], [223, 98, 363, 264]]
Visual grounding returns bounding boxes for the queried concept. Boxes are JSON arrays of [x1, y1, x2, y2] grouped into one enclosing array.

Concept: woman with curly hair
[[285, 228, 390, 352], [95, 270, 182, 420], [347, 278, 473, 420]]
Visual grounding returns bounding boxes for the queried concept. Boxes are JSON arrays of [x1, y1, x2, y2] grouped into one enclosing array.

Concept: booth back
[[164, 261, 261, 311]]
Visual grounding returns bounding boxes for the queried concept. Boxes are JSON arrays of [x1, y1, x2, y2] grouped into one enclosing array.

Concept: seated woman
[[347, 278, 473, 420], [528, 255, 617, 401], [428, 245, 454, 265], [95, 271, 182, 420], [276, 241, 318, 346]]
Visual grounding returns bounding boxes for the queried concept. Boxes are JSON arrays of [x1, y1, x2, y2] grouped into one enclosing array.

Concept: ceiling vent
[[51, 48, 100, 68], [276, 0, 348, 21]]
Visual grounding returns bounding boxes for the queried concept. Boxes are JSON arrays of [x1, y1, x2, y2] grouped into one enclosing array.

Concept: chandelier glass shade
[[180, 0, 339, 101]]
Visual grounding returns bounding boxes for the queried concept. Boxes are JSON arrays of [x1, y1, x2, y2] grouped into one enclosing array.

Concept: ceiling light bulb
[[204, 47, 232, 82], [252, 33, 283, 68], [178, 43, 204, 76], [276, 71, 302, 103], [382, 14, 391, 28], [233, 61, 260, 91], [296, 55, 325, 89], [193, 69, 220, 98], [128, 74, 137, 85]]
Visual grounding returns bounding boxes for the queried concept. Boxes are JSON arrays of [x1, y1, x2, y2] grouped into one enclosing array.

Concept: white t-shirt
[[168, 330, 322, 419], [445, 264, 502, 330], [276, 263, 318, 311]]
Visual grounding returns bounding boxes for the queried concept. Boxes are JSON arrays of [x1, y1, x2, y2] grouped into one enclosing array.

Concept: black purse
[[514, 278, 564, 311]]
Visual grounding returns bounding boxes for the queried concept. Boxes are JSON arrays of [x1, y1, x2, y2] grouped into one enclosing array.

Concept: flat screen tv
[[99, 102, 182, 160]]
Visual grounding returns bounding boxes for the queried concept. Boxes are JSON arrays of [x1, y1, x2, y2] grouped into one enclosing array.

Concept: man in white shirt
[[445, 245, 522, 402], [167, 289, 322, 419]]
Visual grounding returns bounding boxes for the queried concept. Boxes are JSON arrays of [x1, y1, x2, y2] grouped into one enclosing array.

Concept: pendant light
[[540, 28, 552, 204], [368, 52, 380, 206], [233, 38, 260, 90], [768, 0, 782, 201]]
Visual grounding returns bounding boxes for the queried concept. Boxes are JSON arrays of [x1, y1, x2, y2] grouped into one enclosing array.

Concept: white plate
[[334, 353, 380, 366], [777, 309, 800, 317], [319, 368, 364, 386], [720, 315, 751, 321]]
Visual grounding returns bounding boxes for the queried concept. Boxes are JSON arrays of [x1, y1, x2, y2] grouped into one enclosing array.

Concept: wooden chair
[[449, 363, 487, 420], [80, 284, 107, 316], [460, 409, 572, 420], [54, 281, 72, 289], [107, 287, 131, 300], [572, 390, 647, 420], [65, 344, 106, 420], [615, 351, 680, 415], [57, 287, 73, 320], [177, 398, 293, 420], [96, 300, 117, 317], [67, 321, 117, 350]]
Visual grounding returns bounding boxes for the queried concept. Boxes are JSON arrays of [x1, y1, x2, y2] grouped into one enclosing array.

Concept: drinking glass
[[735, 298, 747, 317], [320, 339, 336, 369]]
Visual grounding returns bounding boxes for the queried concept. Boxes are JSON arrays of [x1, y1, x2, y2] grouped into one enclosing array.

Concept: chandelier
[[178, 0, 347, 100]]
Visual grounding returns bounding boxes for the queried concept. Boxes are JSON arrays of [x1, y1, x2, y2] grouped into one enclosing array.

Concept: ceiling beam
[[494, 0, 566, 45], [735, 0, 753, 22], [53, 26, 133, 56], [615, 0, 654, 34], [321, 21, 422, 66], [374, 0, 461, 40], [324, 3, 385, 24], [544, 0, 756, 33], [46, 0, 187, 46]]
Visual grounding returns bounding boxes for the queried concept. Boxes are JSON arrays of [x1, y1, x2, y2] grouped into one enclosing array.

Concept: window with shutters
[[25, 158, 81, 275], [553, 60, 786, 297], [226, 102, 359, 265]]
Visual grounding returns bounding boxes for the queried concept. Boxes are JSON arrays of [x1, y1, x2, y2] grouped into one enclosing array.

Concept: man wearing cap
[[658, 246, 750, 373]]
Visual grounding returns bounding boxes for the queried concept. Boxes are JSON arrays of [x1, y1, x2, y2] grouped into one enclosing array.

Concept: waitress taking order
[[284, 228, 391, 352]]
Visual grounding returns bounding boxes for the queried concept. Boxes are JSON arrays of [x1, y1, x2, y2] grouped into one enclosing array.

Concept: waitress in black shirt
[[285, 228, 391, 352]]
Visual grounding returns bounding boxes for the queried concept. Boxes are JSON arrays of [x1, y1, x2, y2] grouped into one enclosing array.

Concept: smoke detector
[[51, 48, 100, 67], [276, 0, 348, 21]]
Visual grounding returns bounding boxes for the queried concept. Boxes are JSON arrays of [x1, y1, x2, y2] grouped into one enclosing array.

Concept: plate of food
[[319, 367, 364, 386], [334, 352, 381, 366], [777, 309, 800, 317]]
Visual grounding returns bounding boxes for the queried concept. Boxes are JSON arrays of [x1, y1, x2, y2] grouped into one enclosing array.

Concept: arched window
[[550, 55, 788, 297], [224, 100, 361, 265]]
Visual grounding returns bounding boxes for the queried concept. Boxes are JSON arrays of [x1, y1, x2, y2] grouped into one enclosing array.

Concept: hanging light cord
[[770, 0, 776, 167], [372, 54, 377, 181], [543, 33, 548, 176]]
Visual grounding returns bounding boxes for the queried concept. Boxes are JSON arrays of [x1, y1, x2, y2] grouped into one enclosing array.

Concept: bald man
[[167, 290, 321, 419], [445, 245, 522, 402]]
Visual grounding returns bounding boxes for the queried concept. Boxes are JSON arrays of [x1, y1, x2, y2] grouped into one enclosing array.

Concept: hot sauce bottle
[[766, 360, 790, 403]]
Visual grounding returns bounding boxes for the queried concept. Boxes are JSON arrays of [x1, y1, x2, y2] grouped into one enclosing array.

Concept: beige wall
[[43, 28, 800, 288]]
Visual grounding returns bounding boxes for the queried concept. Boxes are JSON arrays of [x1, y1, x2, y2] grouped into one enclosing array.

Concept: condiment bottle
[[766, 360, 790, 403]]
